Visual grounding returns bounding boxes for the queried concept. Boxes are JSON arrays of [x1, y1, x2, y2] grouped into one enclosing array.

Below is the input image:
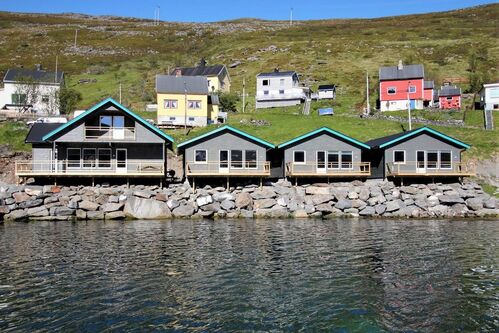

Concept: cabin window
[[393, 150, 405, 164], [194, 150, 207, 163], [245, 150, 257, 169], [341, 151, 353, 169], [188, 100, 202, 109], [387, 87, 396, 95], [164, 99, 178, 109], [408, 86, 416, 93], [263, 80, 269, 86], [98, 149, 111, 168], [427, 151, 438, 169], [327, 151, 339, 169], [42, 95, 50, 103], [293, 151, 306, 164], [100, 116, 112, 128], [67, 148, 81, 169], [83, 149, 96, 168], [11, 93, 26, 105], [230, 150, 243, 168], [279, 90, 285, 95], [440, 151, 452, 169]]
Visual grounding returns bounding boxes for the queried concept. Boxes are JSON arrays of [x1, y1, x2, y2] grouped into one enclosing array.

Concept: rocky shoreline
[[0, 180, 497, 222]]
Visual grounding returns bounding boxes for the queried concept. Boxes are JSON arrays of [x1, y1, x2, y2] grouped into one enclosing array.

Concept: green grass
[[478, 180, 499, 198], [0, 122, 30, 152]]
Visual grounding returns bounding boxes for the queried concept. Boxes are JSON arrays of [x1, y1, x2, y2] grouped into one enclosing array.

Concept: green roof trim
[[42, 97, 174, 143], [277, 127, 371, 149], [378, 126, 470, 149], [177, 125, 275, 149]]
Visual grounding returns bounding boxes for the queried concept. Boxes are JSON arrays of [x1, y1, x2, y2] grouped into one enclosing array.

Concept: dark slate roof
[[424, 80, 434, 89], [318, 84, 336, 90], [257, 71, 297, 78], [155, 75, 209, 94], [25, 123, 65, 143], [4, 68, 64, 84], [171, 64, 225, 77], [379, 64, 424, 81], [438, 85, 461, 97]]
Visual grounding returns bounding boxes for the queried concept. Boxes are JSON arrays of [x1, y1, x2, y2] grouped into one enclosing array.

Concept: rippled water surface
[[0, 219, 498, 332]]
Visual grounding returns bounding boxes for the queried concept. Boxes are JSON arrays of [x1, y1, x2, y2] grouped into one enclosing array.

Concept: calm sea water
[[0, 219, 497, 332]]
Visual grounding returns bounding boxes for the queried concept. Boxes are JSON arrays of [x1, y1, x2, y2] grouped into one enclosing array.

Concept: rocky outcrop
[[0, 180, 497, 222]]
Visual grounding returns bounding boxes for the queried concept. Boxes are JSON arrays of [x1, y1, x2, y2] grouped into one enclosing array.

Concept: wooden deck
[[386, 162, 476, 177], [186, 161, 270, 177], [285, 162, 371, 177]]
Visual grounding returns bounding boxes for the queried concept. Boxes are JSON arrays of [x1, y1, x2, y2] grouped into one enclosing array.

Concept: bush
[[219, 92, 240, 112], [59, 87, 82, 115]]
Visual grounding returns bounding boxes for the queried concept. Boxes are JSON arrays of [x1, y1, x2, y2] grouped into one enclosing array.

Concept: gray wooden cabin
[[365, 126, 474, 180], [177, 125, 275, 186], [278, 127, 371, 181], [17, 98, 174, 184]]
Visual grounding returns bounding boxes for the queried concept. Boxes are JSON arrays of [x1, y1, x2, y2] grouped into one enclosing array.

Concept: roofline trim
[[277, 127, 371, 149], [378, 127, 470, 149], [42, 97, 174, 143], [177, 125, 275, 149]]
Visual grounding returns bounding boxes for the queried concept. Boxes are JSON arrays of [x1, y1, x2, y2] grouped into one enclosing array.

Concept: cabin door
[[116, 149, 127, 173], [219, 150, 229, 173], [416, 151, 426, 173], [316, 151, 326, 174]]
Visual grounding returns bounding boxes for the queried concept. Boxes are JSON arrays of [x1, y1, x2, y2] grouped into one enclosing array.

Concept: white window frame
[[387, 87, 396, 95], [67, 148, 81, 169], [194, 149, 207, 164], [293, 150, 306, 165], [393, 150, 406, 164], [340, 151, 354, 170], [426, 151, 439, 169], [439, 151, 452, 170], [82, 148, 96, 169], [97, 148, 112, 169], [245, 150, 258, 169], [230, 150, 243, 169], [327, 151, 340, 170]]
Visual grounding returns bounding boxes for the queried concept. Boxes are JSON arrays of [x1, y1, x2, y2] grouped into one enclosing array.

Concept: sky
[[0, 0, 496, 22]]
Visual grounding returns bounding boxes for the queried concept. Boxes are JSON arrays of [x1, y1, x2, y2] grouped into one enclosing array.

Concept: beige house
[[171, 58, 231, 93]]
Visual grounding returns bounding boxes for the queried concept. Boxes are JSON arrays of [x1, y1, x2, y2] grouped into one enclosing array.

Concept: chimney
[[175, 69, 182, 77], [397, 60, 403, 70], [35, 64, 42, 71], [274, 67, 280, 73], [199, 58, 207, 67]]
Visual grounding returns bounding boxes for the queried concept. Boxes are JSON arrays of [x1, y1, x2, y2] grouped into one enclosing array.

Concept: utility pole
[[407, 81, 412, 130], [184, 81, 188, 132], [55, 55, 58, 83], [157, 6, 160, 25], [74, 29, 78, 49], [242, 77, 246, 113], [366, 71, 370, 115], [119, 82, 122, 103], [290, 8, 293, 26]]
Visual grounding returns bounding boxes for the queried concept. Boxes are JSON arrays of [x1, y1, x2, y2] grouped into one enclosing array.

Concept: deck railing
[[84, 126, 136, 140], [186, 161, 270, 177], [386, 162, 476, 177], [15, 160, 164, 177], [286, 162, 371, 177]]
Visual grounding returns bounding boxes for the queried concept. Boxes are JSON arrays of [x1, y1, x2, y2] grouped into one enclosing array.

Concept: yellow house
[[156, 74, 220, 127], [171, 58, 231, 93]]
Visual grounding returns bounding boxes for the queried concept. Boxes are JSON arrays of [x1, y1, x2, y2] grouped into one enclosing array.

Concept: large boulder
[[220, 200, 235, 211], [4, 209, 28, 221], [105, 211, 126, 220], [26, 206, 49, 217], [86, 211, 105, 220], [311, 194, 333, 205], [50, 207, 75, 216], [400, 186, 418, 195], [101, 202, 124, 212], [254, 199, 277, 210], [13, 192, 31, 203], [359, 206, 375, 216], [484, 198, 497, 209], [439, 195, 465, 205], [315, 203, 334, 213], [250, 187, 277, 200], [124, 196, 172, 219], [305, 186, 330, 195], [79, 200, 100, 211], [18, 199, 43, 209], [386, 199, 404, 212], [235, 192, 253, 209], [335, 199, 352, 210], [196, 195, 213, 207], [213, 192, 234, 202], [172, 204, 195, 218], [465, 197, 483, 211]]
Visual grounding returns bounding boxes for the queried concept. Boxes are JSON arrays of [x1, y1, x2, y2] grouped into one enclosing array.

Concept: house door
[[416, 151, 426, 173], [316, 151, 326, 174], [410, 99, 416, 109], [116, 149, 127, 173], [219, 150, 229, 173]]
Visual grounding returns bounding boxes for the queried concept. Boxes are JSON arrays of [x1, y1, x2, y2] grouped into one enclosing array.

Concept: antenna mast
[[55, 55, 58, 83], [290, 8, 293, 26], [366, 71, 370, 115]]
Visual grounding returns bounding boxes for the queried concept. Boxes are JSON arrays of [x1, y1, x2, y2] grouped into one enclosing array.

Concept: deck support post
[[401, 177, 404, 186], [295, 177, 298, 186], [327, 177, 330, 185], [226, 177, 229, 190], [126, 178, 129, 188], [432, 177, 435, 184], [160, 178, 163, 188], [259, 177, 262, 189], [54, 178, 57, 187], [192, 177, 196, 191], [92, 177, 95, 187]]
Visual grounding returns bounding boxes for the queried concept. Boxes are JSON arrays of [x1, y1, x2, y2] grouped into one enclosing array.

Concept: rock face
[[0, 180, 497, 221]]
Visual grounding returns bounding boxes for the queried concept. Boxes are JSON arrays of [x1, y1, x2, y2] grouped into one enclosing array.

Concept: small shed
[[317, 85, 336, 100]]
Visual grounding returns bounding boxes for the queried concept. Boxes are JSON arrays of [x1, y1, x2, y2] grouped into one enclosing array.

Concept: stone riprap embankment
[[0, 180, 497, 221]]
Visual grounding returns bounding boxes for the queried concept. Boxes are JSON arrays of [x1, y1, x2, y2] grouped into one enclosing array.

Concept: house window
[[42, 95, 50, 103], [263, 79, 269, 86], [440, 151, 452, 169], [230, 150, 243, 168], [245, 150, 257, 169], [67, 148, 81, 169], [83, 148, 96, 168], [264, 90, 269, 95], [280, 79, 285, 86], [393, 150, 405, 164], [100, 116, 124, 128], [279, 90, 285, 95], [327, 151, 339, 169], [11, 93, 27, 105], [293, 151, 305, 164], [341, 151, 353, 169], [188, 100, 202, 109], [427, 151, 438, 169], [387, 87, 396, 95], [194, 150, 207, 163], [98, 149, 111, 168], [188, 117, 195, 121], [408, 86, 416, 93], [169, 117, 176, 121], [446, 96, 453, 101], [100, 116, 112, 128], [164, 99, 178, 109]]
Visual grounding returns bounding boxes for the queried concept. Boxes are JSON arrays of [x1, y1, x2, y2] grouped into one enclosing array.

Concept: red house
[[438, 85, 461, 109], [423, 81, 435, 107], [379, 61, 424, 111]]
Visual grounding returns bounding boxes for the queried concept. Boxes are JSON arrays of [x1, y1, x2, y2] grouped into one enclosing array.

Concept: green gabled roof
[[277, 127, 371, 149], [42, 97, 174, 143], [371, 126, 470, 149], [177, 125, 275, 149]]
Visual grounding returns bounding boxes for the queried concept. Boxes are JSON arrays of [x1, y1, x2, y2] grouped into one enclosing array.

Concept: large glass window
[[231, 150, 243, 168], [427, 151, 438, 169], [327, 151, 339, 169], [341, 152, 353, 169], [263, 79, 269, 86], [293, 151, 305, 164], [245, 150, 257, 169], [11, 94, 27, 104], [99, 115, 112, 128], [219, 150, 228, 169], [83, 149, 96, 168], [440, 151, 452, 169], [164, 99, 178, 109], [188, 100, 202, 109], [98, 149, 111, 168], [393, 150, 405, 164], [194, 150, 207, 163], [67, 148, 81, 168], [113, 116, 124, 128]]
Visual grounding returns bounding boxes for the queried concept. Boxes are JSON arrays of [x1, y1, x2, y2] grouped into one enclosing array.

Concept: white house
[[317, 84, 336, 100], [0, 65, 64, 115], [255, 70, 307, 109], [479, 83, 499, 110]]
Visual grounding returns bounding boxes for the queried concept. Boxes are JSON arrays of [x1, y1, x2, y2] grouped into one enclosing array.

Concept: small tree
[[218, 92, 240, 112], [59, 87, 82, 115], [14, 75, 39, 113]]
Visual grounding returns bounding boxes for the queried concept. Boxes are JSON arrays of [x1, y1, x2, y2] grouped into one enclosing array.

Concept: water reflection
[[0, 219, 497, 332]]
